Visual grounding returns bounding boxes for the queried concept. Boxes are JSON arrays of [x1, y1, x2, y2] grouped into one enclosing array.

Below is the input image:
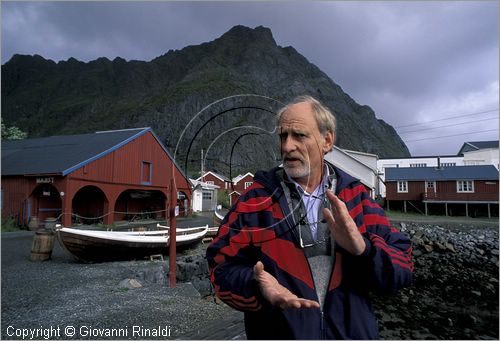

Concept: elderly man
[[206, 95, 413, 339]]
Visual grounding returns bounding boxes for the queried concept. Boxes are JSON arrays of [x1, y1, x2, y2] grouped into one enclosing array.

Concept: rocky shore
[[2, 219, 498, 340], [373, 221, 499, 340]]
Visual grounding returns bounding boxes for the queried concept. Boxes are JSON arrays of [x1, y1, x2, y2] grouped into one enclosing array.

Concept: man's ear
[[323, 131, 334, 154]]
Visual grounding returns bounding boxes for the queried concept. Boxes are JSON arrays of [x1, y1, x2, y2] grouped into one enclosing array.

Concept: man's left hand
[[323, 190, 366, 256]]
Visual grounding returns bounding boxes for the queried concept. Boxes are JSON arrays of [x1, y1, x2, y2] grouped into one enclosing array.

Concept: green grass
[[1, 217, 22, 232], [385, 210, 499, 224]]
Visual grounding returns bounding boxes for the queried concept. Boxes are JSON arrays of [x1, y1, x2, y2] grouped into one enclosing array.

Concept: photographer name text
[[6, 325, 172, 339]]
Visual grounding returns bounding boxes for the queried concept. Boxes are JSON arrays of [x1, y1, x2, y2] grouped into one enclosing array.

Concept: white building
[[325, 147, 379, 197], [463, 148, 499, 168], [190, 179, 219, 212]]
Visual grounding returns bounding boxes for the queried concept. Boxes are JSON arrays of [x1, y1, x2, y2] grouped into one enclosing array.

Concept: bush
[[217, 190, 230, 209], [1, 217, 20, 232]]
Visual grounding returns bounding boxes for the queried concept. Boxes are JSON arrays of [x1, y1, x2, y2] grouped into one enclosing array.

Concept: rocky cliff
[[1, 25, 410, 177]]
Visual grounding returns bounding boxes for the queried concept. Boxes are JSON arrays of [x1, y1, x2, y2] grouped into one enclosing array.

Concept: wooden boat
[[56, 225, 208, 263], [207, 226, 219, 237]]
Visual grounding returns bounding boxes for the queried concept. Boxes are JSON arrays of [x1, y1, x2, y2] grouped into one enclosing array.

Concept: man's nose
[[281, 136, 296, 154]]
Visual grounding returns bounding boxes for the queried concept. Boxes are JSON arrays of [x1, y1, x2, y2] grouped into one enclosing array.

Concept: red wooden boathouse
[[1, 128, 192, 227], [385, 165, 499, 217]]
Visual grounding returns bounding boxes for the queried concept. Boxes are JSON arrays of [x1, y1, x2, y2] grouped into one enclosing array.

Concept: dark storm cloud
[[1, 1, 498, 156]]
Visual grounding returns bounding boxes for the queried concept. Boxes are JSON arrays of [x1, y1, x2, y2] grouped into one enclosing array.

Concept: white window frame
[[397, 181, 408, 193], [244, 181, 253, 189], [457, 180, 474, 193], [205, 181, 214, 185], [410, 163, 427, 168]]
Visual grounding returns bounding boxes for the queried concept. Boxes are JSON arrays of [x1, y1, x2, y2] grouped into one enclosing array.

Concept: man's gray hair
[[276, 95, 337, 136]]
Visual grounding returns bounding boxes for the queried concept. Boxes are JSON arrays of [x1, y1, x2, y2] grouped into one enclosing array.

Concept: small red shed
[[1, 128, 192, 227]]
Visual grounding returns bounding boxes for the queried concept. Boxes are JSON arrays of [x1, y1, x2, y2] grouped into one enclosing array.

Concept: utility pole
[[168, 178, 177, 288], [201, 149, 204, 181]]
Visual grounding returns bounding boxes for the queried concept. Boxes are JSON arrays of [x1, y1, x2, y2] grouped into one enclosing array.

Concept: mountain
[[1, 25, 410, 177]]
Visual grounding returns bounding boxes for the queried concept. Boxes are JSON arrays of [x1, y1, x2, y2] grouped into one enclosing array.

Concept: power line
[[395, 108, 499, 129], [404, 129, 499, 143], [399, 116, 499, 134]]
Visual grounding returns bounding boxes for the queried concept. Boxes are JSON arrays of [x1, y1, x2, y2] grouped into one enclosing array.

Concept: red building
[[196, 171, 232, 191], [229, 172, 254, 206], [2, 128, 192, 227], [385, 165, 499, 217]]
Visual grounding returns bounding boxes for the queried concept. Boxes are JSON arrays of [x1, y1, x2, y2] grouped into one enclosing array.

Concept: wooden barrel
[[28, 217, 39, 231], [44, 217, 58, 230], [30, 230, 55, 261]]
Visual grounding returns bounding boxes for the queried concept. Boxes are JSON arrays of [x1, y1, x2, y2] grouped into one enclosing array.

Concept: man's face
[[279, 102, 333, 186]]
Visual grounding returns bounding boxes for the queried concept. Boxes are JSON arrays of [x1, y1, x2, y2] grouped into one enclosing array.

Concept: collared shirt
[[288, 165, 331, 241]]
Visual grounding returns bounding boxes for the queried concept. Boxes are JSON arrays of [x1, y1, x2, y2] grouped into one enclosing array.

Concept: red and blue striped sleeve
[[206, 183, 275, 312], [339, 183, 414, 294]]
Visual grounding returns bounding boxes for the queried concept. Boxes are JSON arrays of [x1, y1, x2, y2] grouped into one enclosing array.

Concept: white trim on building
[[190, 179, 220, 212]]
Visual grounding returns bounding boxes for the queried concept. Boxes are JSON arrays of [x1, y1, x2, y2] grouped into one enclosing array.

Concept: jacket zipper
[[321, 258, 336, 339], [302, 250, 325, 339], [321, 310, 325, 339]]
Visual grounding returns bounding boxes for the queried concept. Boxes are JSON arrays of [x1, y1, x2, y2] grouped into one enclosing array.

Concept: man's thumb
[[253, 261, 264, 276]]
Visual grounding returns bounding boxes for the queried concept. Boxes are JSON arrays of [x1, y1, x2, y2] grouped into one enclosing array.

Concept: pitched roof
[[1, 128, 187, 180], [189, 179, 220, 190], [196, 171, 231, 182], [232, 172, 254, 184], [458, 141, 499, 155], [385, 165, 499, 182]]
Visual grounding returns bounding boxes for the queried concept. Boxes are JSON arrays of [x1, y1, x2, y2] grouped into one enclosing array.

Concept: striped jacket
[[206, 165, 413, 339]]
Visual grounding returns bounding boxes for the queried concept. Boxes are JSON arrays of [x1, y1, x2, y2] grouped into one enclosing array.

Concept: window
[[397, 181, 408, 193], [202, 192, 212, 200], [441, 163, 456, 167], [141, 161, 152, 184], [205, 181, 214, 185], [410, 163, 427, 168], [244, 181, 253, 189], [457, 180, 474, 193]]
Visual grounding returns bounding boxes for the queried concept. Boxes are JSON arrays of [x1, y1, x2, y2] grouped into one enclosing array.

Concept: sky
[[2, 1, 499, 157]]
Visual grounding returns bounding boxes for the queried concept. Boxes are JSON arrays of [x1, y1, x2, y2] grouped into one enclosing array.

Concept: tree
[[217, 190, 230, 209], [1, 119, 27, 140]]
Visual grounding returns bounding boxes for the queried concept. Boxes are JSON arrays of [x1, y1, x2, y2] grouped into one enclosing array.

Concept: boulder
[[118, 278, 143, 289]]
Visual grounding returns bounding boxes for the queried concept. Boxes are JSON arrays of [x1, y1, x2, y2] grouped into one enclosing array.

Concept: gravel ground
[[1, 231, 239, 340]]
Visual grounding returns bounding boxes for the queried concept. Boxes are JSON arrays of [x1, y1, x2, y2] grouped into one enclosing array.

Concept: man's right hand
[[253, 261, 320, 309]]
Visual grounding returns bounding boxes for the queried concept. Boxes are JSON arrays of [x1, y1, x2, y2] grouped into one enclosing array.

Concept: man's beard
[[283, 156, 311, 181]]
